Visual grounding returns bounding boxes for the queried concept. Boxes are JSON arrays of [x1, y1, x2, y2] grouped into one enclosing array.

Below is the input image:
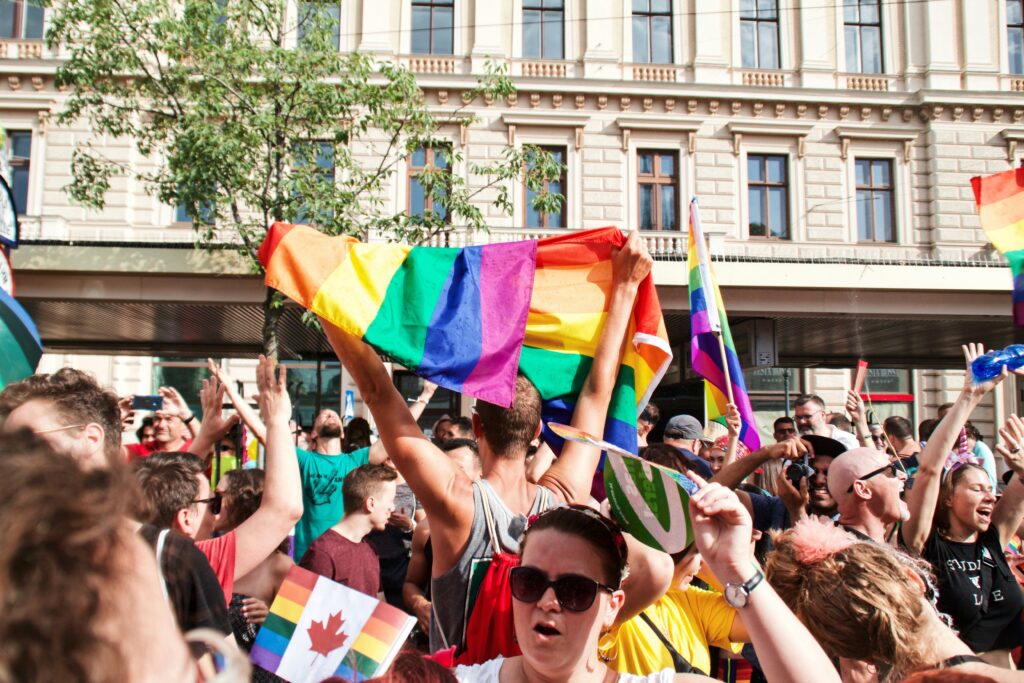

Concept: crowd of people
[[2, 235, 1024, 682]]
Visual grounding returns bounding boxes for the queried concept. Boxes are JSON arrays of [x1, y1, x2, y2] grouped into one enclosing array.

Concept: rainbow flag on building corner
[[971, 168, 1024, 326], [251, 565, 415, 683], [687, 198, 760, 452], [259, 223, 673, 456]]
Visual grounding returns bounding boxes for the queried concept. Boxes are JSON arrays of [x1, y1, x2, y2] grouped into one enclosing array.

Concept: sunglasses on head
[[847, 462, 900, 493], [192, 492, 223, 515], [509, 565, 615, 612]]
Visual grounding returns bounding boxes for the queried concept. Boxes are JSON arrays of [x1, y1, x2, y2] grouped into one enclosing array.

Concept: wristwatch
[[723, 566, 765, 609]]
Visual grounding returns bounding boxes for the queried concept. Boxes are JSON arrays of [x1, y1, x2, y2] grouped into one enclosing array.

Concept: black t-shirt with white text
[[922, 527, 1023, 652]]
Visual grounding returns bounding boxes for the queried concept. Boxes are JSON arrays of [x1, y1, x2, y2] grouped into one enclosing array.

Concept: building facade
[[4, 0, 1023, 444]]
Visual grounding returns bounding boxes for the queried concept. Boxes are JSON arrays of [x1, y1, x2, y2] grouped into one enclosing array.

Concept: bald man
[[828, 447, 909, 544]]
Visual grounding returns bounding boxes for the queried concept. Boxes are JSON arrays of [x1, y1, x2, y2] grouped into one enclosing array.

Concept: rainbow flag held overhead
[[971, 168, 1024, 325], [251, 565, 415, 683], [259, 223, 672, 455], [687, 199, 760, 452]]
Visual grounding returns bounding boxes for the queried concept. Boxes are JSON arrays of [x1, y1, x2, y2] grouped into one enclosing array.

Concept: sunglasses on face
[[192, 492, 223, 515], [509, 566, 615, 612], [848, 462, 900, 493]]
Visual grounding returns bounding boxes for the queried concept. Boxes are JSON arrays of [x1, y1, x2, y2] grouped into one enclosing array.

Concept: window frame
[[636, 149, 679, 231], [0, 0, 44, 40], [739, 0, 780, 69], [407, 145, 452, 222], [524, 144, 567, 230], [854, 157, 895, 243], [410, 0, 454, 55], [522, 0, 564, 60], [746, 153, 790, 240], [5, 129, 30, 216], [843, 0, 883, 74], [1010, 0, 1024, 75], [631, 0, 673, 65]]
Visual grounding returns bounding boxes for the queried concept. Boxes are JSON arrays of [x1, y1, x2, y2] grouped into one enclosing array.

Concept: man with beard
[[793, 393, 859, 450]]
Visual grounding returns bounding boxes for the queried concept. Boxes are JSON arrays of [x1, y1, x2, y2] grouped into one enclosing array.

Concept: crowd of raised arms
[[3, 234, 1024, 683]]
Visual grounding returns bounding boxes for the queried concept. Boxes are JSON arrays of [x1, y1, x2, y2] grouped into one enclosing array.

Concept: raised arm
[[208, 359, 266, 445], [614, 533, 674, 625], [711, 439, 806, 490], [186, 377, 240, 464], [319, 318, 473, 532], [993, 415, 1024, 547], [902, 344, 1010, 554], [688, 477, 841, 683], [159, 386, 201, 438], [538, 232, 653, 504], [723, 403, 741, 470], [525, 441, 556, 485], [844, 390, 872, 449], [231, 356, 303, 579]]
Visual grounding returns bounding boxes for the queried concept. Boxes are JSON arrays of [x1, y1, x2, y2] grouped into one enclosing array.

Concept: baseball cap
[[663, 414, 705, 441]]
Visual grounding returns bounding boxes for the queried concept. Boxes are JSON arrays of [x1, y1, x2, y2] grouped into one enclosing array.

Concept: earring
[[597, 629, 617, 662]]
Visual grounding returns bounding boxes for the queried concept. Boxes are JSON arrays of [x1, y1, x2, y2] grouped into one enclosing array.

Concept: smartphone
[[131, 395, 164, 411]]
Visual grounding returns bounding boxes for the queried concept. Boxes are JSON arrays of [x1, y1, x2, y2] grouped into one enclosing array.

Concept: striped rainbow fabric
[[251, 565, 415, 682], [259, 223, 672, 454], [971, 168, 1024, 325], [687, 199, 761, 452]]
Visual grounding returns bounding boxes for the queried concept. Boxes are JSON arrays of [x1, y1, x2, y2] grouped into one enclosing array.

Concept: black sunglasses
[[192, 492, 223, 515], [509, 566, 615, 612], [847, 462, 900, 493]]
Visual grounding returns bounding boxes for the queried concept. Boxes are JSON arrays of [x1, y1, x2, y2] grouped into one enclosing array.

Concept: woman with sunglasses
[[454, 488, 838, 683], [902, 344, 1024, 667]]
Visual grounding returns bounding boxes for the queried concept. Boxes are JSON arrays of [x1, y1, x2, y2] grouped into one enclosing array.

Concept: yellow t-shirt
[[600, 586, 743, 676]]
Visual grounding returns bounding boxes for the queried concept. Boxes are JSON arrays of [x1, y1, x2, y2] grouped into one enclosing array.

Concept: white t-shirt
[[454, 657, 676, 682], [828, 425, 860, 451]]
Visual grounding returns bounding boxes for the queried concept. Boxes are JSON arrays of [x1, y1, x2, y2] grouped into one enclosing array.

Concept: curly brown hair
[[0, 367, 122, 464], [766, 529, 936, 678], [0, 430, 138, 682]]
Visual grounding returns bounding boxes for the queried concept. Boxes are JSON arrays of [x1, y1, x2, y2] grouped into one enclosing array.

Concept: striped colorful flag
[[251, 565, 415, 683], [971, 168, 1024, 325], [687, 199, 760, 452], [259, 223, 672, 455]]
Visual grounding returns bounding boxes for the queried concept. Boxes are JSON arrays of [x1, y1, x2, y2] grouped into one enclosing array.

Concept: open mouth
[[977, 507, 993, 522], [533, 623, 561, 638]]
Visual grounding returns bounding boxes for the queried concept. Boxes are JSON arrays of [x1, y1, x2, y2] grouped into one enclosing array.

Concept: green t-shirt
[[293, 446, 370, 562]]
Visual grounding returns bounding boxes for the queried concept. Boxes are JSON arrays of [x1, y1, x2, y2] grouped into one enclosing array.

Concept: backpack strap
[[637, 611, 704, 676], [476, 481, 505, 556]]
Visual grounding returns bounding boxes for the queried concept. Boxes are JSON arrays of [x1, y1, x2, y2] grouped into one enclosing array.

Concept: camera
[[786, 454, 814, 489]]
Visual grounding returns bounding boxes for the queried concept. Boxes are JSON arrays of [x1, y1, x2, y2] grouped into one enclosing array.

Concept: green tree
[[46, 0, 563, 358]]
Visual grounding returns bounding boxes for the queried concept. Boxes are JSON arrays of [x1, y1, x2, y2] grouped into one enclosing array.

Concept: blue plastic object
[[972, 344, 1024, 381]]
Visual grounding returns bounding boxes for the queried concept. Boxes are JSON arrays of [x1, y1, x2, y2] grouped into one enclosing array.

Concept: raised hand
[[687, 472, 756, 585], [256, 355, 291, 427], [158, 385, 191, 418], [117, 396, 135, 432], [762, 438, 808, 462], [996, 414, 1024, 478], [725, 403, 741, 437], [611, 230, 653, 288], [962, 342, 1019, 400], [198, 376, 239, 441], [845, 389, 864, 424]]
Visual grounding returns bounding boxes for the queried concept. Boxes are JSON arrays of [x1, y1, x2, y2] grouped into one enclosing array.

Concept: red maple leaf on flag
[[307, 610, 348, 657]]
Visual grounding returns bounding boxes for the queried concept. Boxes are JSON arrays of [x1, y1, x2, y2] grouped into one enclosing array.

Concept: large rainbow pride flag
[[259, 223, 672, 454], [971, 168, 1024, 325], [251, 565, 415, 682], [687, 199, 760, 452]]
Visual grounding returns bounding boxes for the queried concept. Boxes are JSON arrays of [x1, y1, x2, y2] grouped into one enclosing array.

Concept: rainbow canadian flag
[[251, 566, 415, 683]]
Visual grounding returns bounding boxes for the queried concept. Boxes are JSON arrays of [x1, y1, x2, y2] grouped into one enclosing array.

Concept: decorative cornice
[[835, 125, 922, 161], [1001, 128, 1024, 162], [726, 122, 815, 157], [616, 116, 702, 152]]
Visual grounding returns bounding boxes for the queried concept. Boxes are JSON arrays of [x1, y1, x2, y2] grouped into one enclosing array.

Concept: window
[[747, 154, 788, 239], [411, 0, 453, 55], [739, 0, 779, 69], [743, 367, 802, 437], [844, 0, 882, 73], [855, 159, 894, 242], [523, 0, 563, 60], [294, 141, 335, 224], [637, 150, 678, 231], [5, 131, 30, 215], [408, 146, 450, 221], [298, 1, 341, 50], [175, 197, 215, 224], [525, 146, 566, 229], [632, 0, 672, 64], [0, 1, 43, 39], [1010, 1, 1024, 74]]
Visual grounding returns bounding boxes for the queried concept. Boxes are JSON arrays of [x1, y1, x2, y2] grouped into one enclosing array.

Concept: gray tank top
[[429, 479, 556, 653]]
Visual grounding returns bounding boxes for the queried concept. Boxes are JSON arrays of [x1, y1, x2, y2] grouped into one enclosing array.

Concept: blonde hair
[[766, 528, 935, 679]]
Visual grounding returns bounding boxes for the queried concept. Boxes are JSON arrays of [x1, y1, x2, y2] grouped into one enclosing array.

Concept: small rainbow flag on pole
[[971, 168, 1024, 325], [259, 224, 672, 455], [687, 199, 760, 452], [251, 565, 415, 683]]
